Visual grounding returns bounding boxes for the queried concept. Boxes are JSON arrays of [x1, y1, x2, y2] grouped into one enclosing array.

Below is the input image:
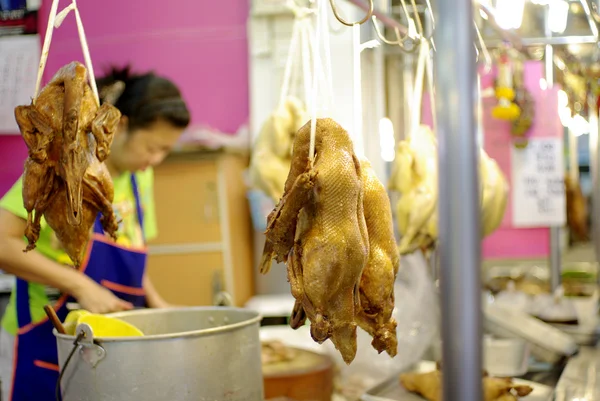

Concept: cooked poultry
[[248, 96, 308, 202], [261, 118, 369, 365], [400, 368, 533, 401], [15, 61, 121, 266], [284, 158, 399, 358], [565, 175, 589, 243], [388, 125, 438, 255], [389, 127, 508, 255], [261, 340, 298, 365], [355, 158, 399, 357], [480, 149, 509, 237]]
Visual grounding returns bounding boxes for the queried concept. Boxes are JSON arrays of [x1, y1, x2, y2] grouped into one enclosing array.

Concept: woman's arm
[[0, 209, 133, 313], [143, 274, 171, 308]]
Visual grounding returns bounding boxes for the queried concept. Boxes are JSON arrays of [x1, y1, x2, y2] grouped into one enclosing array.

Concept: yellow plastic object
[[75, 314, 144, 338], [62, 310, 144, 337], [64, 310, 90, 325]]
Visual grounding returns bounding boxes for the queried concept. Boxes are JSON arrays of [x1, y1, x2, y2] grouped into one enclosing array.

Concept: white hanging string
[[320, 1, 334, 111], [279, 17, 301, 107], [34, 0, 99, 106], [33, 0, 60, 103], [410, 41, 428, 138], [300, 20, 313, 109], [71, 0, 99, 106], [423, 41, 436, 132], [308, 0, 323, 165], [352, 24, 364, 158], [305, 19, 332, 113]]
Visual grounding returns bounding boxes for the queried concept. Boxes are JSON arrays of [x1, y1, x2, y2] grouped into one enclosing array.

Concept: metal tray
[[361, 361, 554, 401]]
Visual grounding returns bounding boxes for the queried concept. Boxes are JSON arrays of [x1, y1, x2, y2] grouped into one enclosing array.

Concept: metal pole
[[544, 7, 562, 293], [434, 1, 482, 401]]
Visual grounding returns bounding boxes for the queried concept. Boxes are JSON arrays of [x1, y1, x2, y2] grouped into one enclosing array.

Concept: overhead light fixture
[[549, 0, 569, 33], [495, 0, 525, 30]]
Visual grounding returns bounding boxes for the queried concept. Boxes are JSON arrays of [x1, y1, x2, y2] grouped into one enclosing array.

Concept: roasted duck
[[261, 118, 369, 364], [400, 367, 533, 401], [248, 97, 308, 202], [15, 61, 121, 266], [355, 158, 399, 357]]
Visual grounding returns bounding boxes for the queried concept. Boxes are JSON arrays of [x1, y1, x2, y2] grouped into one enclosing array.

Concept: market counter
[[555, 346, 600, 399]]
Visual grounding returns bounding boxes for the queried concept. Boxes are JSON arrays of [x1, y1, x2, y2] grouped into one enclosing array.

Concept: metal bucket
[[54, 307, 264, 401]]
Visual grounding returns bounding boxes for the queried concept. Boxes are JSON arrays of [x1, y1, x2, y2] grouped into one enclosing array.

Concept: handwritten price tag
[[511, 137, 566, 227]]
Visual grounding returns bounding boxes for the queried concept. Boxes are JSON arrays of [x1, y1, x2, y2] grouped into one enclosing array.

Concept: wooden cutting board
[[263, 347, 334, 401]]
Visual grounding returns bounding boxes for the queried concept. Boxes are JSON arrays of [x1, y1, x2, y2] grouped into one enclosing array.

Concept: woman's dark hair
[[96, 66, 191, 131]]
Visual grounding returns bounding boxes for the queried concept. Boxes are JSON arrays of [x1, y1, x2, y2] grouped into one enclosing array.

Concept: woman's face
[[110, 119, 184, 173]]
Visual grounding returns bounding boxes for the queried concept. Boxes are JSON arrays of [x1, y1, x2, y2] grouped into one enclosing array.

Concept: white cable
[[309, 0, 322, 165]]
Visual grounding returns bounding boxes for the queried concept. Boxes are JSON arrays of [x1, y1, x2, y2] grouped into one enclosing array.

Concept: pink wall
[[421, 61, 561, 260], [0, 0, 250, 196]]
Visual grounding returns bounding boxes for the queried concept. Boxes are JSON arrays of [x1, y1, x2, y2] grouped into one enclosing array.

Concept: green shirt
[[0, 168, 158, 335]]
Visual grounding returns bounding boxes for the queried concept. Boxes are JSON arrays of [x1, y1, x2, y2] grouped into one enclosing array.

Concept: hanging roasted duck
[[261, 118, 370, 364], [15, 61, 121, 266], [354, 158, 399, 357]]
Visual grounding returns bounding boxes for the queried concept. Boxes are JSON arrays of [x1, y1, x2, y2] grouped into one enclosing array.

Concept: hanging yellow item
[[492, 50, 521, 121]]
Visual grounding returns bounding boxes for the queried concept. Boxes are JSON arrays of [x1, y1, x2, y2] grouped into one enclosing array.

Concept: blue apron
[[10, 174, 148, 401]]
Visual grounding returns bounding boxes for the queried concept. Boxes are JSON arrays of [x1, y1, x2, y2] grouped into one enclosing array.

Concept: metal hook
[[328, 0, 373, 26], [371, 16, 402, 45], [372, 16, 419, 53]]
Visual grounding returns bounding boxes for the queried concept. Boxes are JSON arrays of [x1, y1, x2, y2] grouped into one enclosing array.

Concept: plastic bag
[[326, 251, 440, 400]]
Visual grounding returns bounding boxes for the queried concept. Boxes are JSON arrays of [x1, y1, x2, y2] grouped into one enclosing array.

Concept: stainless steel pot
[[54, 307, 264, 401]]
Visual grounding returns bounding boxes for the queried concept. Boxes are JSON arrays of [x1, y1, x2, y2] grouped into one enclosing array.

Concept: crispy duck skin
[[261, 118, 369, 365], [355, 158, 399, 357], [15, 61, 121, 266]]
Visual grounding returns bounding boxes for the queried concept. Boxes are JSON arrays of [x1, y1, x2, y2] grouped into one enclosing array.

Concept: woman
[[0, 66, 190, 401]]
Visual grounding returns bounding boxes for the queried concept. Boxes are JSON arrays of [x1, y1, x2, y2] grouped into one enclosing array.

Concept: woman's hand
[[71, 276, 134, 314]]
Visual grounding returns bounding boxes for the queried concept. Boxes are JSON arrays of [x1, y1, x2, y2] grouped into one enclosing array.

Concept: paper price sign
[[511, 137, 566, 227]]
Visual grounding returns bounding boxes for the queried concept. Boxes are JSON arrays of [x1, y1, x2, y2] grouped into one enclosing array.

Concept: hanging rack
[[371, 0, 419, 53]]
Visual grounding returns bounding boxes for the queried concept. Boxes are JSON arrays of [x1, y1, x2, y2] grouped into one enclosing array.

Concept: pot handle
[[213, 291, 233, 307]]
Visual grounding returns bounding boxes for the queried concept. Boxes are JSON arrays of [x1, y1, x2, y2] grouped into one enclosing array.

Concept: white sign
[[511, 137, 566, 227], [0, 35, 40, 134]]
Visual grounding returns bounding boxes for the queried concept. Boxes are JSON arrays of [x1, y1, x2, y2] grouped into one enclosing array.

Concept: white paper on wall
[[511, 137, 566, 227], [0, 34, 40, 134]]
